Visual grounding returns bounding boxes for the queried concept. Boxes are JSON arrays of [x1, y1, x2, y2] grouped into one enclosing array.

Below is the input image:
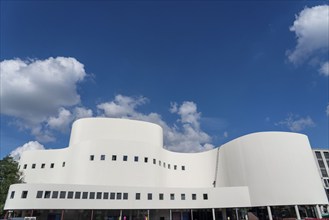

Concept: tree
[[0, 156, 22, 217]]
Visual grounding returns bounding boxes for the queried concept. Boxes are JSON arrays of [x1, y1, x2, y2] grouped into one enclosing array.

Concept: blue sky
[[1, 1, 328, 158]]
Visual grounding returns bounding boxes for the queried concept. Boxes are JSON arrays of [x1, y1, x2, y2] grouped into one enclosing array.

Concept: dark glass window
[[315, 151, 322, 159], [41, 163, 45, 168], [75, 192, 81, 199], [44, 191, 51, 198], [112, 155, 117, 161], [101, 155, 106, 160], [174, 165, 177, 170], [117, 193, 122, 200], [23, 164, 27, 169], [144, 157, 148, 163], [192, 194, 196, 200], [52, 191, 59, 199], [159, 161, 161, 166], [203, 194, 208, 200], [134, 156, 139, 162], [110, 192, 115, 200], [62, 162, 66, 167], [89, 192, 95, 199], [163, 162, 166, 168], [147, 193, 152, 200], [123, 155, 128, 161], [90, 155, 94, 161], [181, 194, 185, 200], [170, 193, 175, 200], [159, 193, 164, 200], [21, 191, 28, 199], [32, 164, 36, 169], [153, 159, 156, 164], [135, 193, 141, 200], [10, 191, 15, 199], [168, 164, 171, 169], [36, 191, 43, 198], [60, 191, 66, 199], [82, 192, 88, 199], [123, 193, 128, 200], [67, 191, 74, 199], [182, 166, 185, 171], [50, 163, 54, 168], [103, 192, 109, 199], [97, 192, 102, 199]]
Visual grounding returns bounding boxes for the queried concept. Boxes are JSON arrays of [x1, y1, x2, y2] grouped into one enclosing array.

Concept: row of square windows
[[90, 155, 186, 171], [21, 162, 66, 170], [10, 190, 208, 201]]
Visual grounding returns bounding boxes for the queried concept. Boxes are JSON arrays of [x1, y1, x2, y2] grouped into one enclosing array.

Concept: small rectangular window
[[67, 191, 74, 199], [89, 192, 95, 199], [181, 194, 186, 200], [170, 193, 175, 200], [192, 194, 196, 200], [50, 163, 54, 168], [82, 192, 88, 199], [23, 164, 27, 169], [75, 192, 81, 199], [203, 193, 208, 200], [110, 192, 115, 200], [182, 166, 185, 170], [123, 193, 128, 200], [60, 191, 66, 199], [101, 155, 106, 160], [52, 191, 59, 199], [174, 165, 177, 170], [135, 193, 141, 200], [153, 159, 156, 164], [159, 193, 164, 200], [10, 191, 15, 199], [32, 164, 36, 169], [62, 162, 66, 167], [134, 156, 139, 162], [44, 191, 51, 198], [90, 155, 94, 161], [163, 162, 166, 168], [41, 163, 45, 168], [168, 164, 171, 169], [97, 192, 102, 199], [21, 191, 28, 199], [147, 193, 152, 200], [315, 152, 322, 159], [159, 161, 161, 166], [103, 192, 109, 199], [36, 191, 43, 198], [123, 155, 128, 161], [117, 192, 122, 200], [144, 157, 148, 163], [112, 155, 117, 161]]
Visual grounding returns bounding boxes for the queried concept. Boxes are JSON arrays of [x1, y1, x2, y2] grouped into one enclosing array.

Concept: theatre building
[[4, 118, 329, 220]]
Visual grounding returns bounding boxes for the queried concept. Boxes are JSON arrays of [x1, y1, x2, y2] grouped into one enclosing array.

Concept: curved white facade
[[4, 118, 328, 216]]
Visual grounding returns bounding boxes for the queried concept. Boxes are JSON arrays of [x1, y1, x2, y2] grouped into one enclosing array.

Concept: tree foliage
[[0, 156, 22, 216]]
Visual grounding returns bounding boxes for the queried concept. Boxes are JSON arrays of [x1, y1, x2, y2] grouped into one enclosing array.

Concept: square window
[[101, 155, 106, 160], [182, 166, 185, 171], [123, 193, 128, 200], [110, 192, 115, 200], [75, 192, 81, 199], [97, 192, 102, 199], [135, 193, 141, 200], [44, 191, 51, 198], [90, 155, 94, 161], [52, 191, 59, 199], [10, 191, 15, 199], [174, 165, 177, 170], [134, 156, 139, 162], [147, 193, 152, 200], [203, 193, 208, 200], [21, 191, 28, 199], [159, 193, 164, 200], [50, 163, 54, 168], [89, 192, 95, 199], [112, 155, 117, 161], [23, 164, 27, 169], [36, 191, 43, 198], [67, 191, 74, 199], [144, 157, 148, 163], [60, 191, 66, 199], [123, 155, 128, 161], [32, 164, 36, 169], [62, 162, 66, 167], [170, 193, 175, 200], [41, 163, 45, 168], [153, 159, 156, 164], [103, 192, 109, 199], [82, 192, 88, 199], [192, 194, 196, 200], [117, 192, 122, 200], [181, 194, 185, 200]]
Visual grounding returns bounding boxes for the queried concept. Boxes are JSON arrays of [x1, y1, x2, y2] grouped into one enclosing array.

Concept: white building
[[4, 118, 329, 220], [313, 149, 329, 201]]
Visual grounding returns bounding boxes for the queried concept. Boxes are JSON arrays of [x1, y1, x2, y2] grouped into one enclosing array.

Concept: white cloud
[[287, 5, 329, 76], [319, 61, 329, 76], [0, 57, 88, 141], [47, 108, 73, 132], [10, 141, 45, 161], [326, 104, 329, 116], [97, 95, 215, 152], [223, 131, 228, 138], [74, 107, 93, 119], [276, 114, 315, 132]]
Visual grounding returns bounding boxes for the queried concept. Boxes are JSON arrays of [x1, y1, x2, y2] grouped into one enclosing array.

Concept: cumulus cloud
[[287, 5, 329, 75], [276, 114, 315, 132], [319, 61, 329, 76], [97, 95, 215, 152], [10, 141, 45, 161], [0, 57, 90, 141]]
